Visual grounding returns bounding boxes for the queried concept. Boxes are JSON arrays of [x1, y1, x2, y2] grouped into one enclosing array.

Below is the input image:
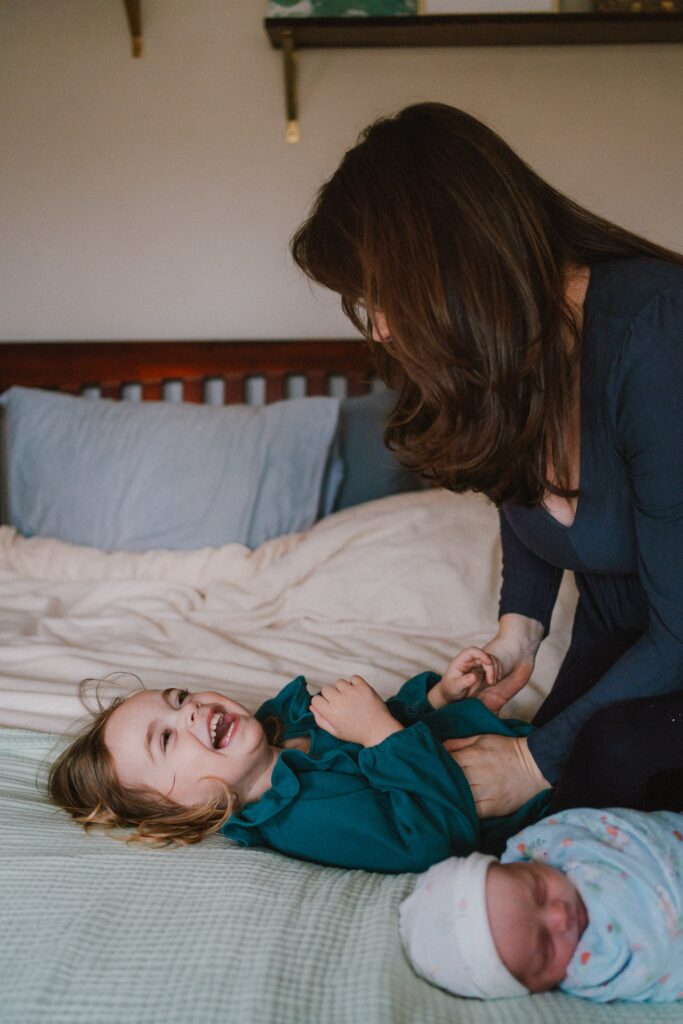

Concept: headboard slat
[[141, 381, 163, 401], [0, 341, 377, 404], [265, 374, 286, 403], [224, 377, 246, 404], [182, 380, 204, 403], [305, 371, 327, 397]]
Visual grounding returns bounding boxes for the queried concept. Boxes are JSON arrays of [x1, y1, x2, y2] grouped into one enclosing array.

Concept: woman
[[291, 102, 683, 818]]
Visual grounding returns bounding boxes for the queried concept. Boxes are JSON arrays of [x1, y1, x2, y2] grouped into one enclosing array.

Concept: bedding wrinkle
[[0, 729, 478, 1024], [0, 490, 588, 1022], [0, 492, 577, 734]]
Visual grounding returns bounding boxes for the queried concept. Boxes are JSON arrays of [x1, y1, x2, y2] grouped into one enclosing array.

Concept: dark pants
[[531, 603, 683, 812]]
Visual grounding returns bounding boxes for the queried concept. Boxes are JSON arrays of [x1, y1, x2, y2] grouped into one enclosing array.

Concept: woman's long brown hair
[[291, 102, 682, 505]]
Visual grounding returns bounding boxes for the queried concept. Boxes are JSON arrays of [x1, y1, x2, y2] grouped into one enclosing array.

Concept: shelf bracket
[[282, 30, 300, 144], [123, 0, 143, 58]]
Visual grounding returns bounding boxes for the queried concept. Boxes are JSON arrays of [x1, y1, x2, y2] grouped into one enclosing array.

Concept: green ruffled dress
[[221, 672, 550, 873]]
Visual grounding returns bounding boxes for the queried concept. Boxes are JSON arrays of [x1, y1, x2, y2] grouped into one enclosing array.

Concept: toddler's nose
[[187, 700, 203, 725]]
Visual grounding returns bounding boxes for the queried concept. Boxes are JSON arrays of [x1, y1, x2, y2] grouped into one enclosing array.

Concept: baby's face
[[486, 861, 588, 992]]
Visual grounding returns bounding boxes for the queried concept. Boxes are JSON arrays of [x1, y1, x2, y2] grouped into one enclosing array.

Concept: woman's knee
[[571, 701, 641, 768], [552, 702, 647, 810]]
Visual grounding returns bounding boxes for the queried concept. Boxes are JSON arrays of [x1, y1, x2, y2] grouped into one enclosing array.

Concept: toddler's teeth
[[209, 711, 222, 746]]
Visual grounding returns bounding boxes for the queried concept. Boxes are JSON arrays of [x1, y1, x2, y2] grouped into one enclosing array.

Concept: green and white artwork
[[267, 1, 418, 16]]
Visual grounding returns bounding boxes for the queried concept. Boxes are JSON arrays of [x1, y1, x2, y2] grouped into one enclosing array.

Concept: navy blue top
[[221, 672, 550, 872], [499, 258, 683, 783]]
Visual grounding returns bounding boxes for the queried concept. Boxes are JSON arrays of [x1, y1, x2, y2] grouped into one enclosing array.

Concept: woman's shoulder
[[587, 257, 683, 326], [585, 258, 683, 394]]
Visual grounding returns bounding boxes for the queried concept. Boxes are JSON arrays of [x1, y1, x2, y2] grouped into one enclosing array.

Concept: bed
[[0, 340, 669, 1023]]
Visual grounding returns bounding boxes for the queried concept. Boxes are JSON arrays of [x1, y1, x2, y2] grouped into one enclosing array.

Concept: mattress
[[1, 726, 672, 1024]]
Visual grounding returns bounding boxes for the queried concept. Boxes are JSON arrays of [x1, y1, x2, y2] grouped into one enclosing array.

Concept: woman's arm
[[498, 510, 563, 638], [530, 287, 683, 783], [428, 616, 543, 711], [477, 614, 546, 713], [456, 285, 683, 807], [434, 511, 557, 712]]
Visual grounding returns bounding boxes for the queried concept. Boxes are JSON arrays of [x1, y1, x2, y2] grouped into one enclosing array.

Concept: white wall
[[1, 0, 681, 340]]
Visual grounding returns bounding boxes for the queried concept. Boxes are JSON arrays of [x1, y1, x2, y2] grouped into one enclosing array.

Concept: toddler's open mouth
[[208, 709, 238, 749]]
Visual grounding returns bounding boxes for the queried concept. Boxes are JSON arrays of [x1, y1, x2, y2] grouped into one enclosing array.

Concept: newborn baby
[[400, 808, 683, 1003]]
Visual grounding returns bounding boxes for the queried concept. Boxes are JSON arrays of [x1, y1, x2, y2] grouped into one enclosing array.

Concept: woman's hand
[[429, 638, 534, 714], [434, 615, 544, 715], [310, 675, 403, 748], [443, 734, 550, 817], [471, 645, 535, 715]]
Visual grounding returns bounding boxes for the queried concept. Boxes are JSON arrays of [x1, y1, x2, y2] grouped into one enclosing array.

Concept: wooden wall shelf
[[265, 12, 683, 49], [123, 0, 142, 57], [265, 12, 682, 140]]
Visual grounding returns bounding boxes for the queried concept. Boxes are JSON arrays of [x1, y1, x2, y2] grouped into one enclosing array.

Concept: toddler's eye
[[176, 689, 189, 706], [162, 729, 172, 751]]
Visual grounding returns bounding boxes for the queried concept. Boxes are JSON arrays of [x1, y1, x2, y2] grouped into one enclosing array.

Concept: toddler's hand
[[429, 648, 501, 709], [310, 675, 403, 748]]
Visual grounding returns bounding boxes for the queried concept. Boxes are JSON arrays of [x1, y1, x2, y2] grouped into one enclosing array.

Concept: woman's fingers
[[477, 662, 534, 714], [447, 735, 549, 817], [465, 664, 486, 687], [474, 654, 503, 686], [488, 655, 503, 684], [442, 735, 482, 753], [443, 741, 507, 814]]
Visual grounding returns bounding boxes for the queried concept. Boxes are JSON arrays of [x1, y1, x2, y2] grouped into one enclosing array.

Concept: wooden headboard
[[0, 340, 377, 403]]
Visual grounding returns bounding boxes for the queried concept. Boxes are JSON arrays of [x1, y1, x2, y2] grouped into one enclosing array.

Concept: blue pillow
[[333, 390, 423, 511], [0, 387, 341, 551]]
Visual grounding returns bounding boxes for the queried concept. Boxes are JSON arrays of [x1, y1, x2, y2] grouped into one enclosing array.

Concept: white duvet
[[0, 490, 577, 735]]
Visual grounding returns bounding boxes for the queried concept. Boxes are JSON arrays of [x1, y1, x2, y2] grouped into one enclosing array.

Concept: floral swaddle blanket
[[502, 807, 683, 1002]]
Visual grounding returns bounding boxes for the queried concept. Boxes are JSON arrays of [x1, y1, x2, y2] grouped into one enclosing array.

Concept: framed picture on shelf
[[595, 0, 681, 9], [421, 0, 558, 11], [267, 1, 418, 15]]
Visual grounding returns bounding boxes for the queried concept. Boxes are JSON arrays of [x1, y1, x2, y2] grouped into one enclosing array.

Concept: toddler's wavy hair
[[47, 676, 241, 847]]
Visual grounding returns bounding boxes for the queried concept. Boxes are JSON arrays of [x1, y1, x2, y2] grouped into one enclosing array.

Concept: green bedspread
[[0, 728, 674, 1024]]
